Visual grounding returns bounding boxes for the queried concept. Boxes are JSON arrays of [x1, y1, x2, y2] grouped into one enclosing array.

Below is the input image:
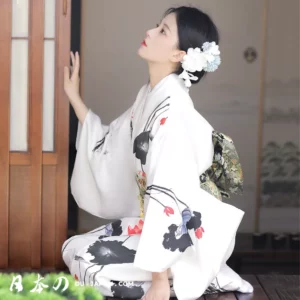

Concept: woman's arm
[[69, 94, 88, 124], [64, 51, 88, 124], [152, 270, 168, 281]]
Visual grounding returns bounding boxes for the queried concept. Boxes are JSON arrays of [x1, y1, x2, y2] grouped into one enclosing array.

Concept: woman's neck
[[148, 62, 175, 89]]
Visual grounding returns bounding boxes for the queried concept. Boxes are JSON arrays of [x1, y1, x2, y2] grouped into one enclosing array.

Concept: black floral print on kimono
[[146, 185, 205, 252], [87, 239, 136, 265], [92, 131, 110, 152], [80, 236, 135, 285], [133, 96, 170, 169], [96, 220, 123, 239]]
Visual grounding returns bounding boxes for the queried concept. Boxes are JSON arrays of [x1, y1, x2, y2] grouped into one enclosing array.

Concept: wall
[[258, 0, 299, 232]]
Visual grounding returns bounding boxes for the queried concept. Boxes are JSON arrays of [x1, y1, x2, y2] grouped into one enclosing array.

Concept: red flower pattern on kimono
[[164, 206, 174, 216], [195, 226, 205, 239], [160, 117, 167, 125], [128, 219, 144, 235]]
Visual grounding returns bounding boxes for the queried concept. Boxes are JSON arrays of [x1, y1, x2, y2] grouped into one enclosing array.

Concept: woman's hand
[[142, 271, 170, 300], [64, 51, 80, 103]]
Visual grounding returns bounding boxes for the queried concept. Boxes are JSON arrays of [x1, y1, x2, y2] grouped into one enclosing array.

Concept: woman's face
[[138, 13, 183, 64]]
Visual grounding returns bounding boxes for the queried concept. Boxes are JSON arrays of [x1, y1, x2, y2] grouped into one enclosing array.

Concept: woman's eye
[[156, 24, 165, 34], [156, 23, 165, 34]]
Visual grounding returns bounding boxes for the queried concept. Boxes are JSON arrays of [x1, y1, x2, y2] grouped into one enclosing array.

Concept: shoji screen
[[257, 0, 299, 232], [0, 0, 71, 270]]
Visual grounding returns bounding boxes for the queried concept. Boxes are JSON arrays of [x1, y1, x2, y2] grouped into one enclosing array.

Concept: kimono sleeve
[[133, 110, 244, 278], [133, 112, 210, 271], [75, 111, 109, 151], [71, 107, 138, 219]]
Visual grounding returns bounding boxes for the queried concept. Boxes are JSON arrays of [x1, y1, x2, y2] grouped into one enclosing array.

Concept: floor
[[107, 275, 300, 300]]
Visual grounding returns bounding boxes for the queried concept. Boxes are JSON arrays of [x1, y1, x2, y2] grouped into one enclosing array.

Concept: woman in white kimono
[[62, 6, 253, 300]]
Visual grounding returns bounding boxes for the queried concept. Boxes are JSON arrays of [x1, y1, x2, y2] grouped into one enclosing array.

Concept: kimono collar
[[147, 73, 190, 95], [141, 73, 192, 115]]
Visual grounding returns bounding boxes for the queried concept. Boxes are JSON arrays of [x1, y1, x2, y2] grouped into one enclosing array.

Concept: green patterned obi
[[200, 131, 244, 201]]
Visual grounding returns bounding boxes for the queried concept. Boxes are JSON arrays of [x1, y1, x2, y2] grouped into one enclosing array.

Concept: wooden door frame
[[0, 0, 11, 270], [0, 0, 71, 270]]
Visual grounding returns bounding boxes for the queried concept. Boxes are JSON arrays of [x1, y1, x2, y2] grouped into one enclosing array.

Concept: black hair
[[163, 6, 219, 84]]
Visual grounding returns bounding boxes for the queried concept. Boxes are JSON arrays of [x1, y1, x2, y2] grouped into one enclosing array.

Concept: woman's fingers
[[69, 51, 75, 76], [72, 52, 80, 80], [71, 51, 80, 81], [70, 51, 75, 68], [76, 52, 80, 71]]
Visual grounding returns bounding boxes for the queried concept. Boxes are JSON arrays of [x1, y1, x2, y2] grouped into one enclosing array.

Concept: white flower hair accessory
[[179, 41, 221, 88]]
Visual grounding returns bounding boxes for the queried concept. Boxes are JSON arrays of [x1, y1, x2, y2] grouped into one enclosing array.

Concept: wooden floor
[[196, 275, 299, 300], [106, 275, 299, 300], [235, 275, 300, 300]]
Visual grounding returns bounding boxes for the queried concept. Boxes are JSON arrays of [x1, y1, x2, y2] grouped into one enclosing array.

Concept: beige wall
[[78, 0, 299, 233], [258, 0, 299, 232]]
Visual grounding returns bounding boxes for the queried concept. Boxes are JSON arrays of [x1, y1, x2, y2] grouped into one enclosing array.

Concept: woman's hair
[[163, 6, 219, 84]]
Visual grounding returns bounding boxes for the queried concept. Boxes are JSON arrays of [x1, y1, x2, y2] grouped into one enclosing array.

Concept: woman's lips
[[141, 40, 147, 47]]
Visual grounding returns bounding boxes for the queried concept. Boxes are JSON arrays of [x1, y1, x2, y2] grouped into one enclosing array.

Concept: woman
[[62, 6, 253, 300]]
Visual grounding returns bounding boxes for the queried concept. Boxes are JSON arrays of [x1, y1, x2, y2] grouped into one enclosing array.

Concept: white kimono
[[62, 73, 253, 299]]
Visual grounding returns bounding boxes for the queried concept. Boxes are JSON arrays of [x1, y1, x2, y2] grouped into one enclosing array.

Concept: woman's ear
[[170, 50, 186, 63]]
